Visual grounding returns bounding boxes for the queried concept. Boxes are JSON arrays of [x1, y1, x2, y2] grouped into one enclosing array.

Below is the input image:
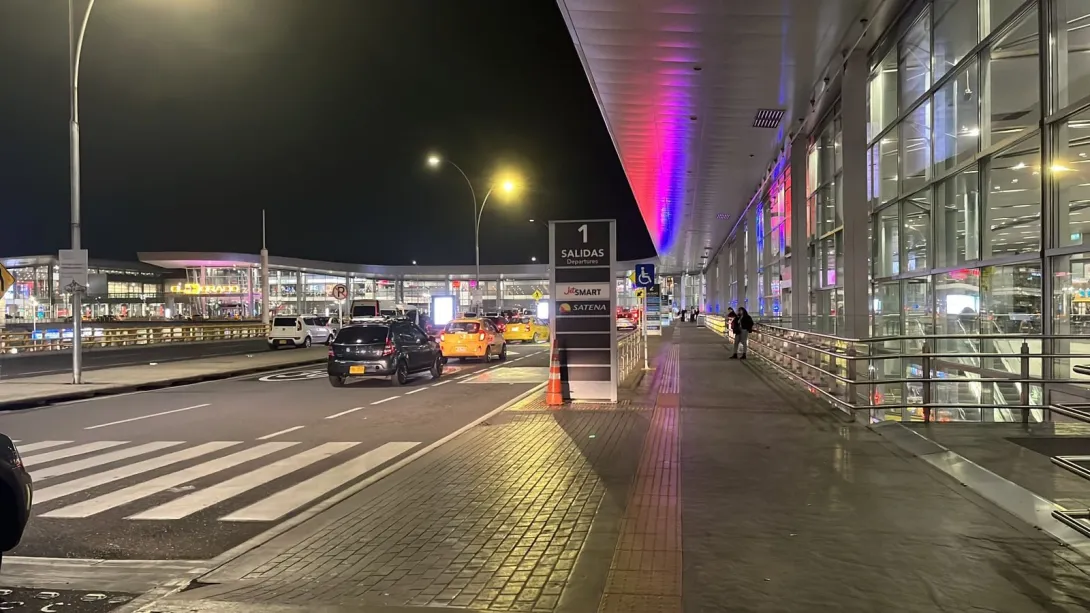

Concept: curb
[[0, 358, 327, 411]]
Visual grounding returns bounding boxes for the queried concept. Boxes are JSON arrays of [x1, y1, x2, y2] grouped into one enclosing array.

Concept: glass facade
[[2, 259, 168, 322], [708, 0, 1090, 420]]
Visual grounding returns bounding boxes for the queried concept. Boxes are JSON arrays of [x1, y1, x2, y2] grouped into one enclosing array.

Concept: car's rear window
[[273, 317, 296, 327], [351, 305, 378, 317], [517, 317, 534, 324], [336, 326, 389, 344], [447, 321, 481, 333]]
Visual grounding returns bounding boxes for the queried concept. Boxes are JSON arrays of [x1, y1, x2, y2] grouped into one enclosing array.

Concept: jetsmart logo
[[563, 287, 604, 296]]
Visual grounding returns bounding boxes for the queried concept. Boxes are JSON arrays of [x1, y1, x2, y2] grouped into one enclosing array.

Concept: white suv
[[268, 315, 332, 349]]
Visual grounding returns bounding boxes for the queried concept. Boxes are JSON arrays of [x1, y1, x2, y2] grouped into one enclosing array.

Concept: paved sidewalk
[[130, 323, 1090, 612], [0, 348, 326, 408]]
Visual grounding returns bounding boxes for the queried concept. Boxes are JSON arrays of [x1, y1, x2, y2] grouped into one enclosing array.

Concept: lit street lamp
[[426, 154, 520, 303], [531, 256, 537, 262]]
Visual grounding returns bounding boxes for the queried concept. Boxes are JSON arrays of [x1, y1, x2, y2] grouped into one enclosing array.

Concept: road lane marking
[[220, 442, 419, 522], [84, 404, 210, 430], [324, 406, 367, 420], [455, 373, 474, 380], [431, 381, 451, 387], [371, 396, 399, 405], [404, 388, 426, 395], [15, 441, 72, 453], [22, 441, 128, 467], [128, 442, 360, 521], [257, 426, 305, 440], [43, 442, 297, 518], [34, 442, 241, 505], [31, 442, 185, 481]]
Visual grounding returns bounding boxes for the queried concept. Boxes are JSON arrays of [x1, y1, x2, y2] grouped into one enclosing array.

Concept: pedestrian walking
[[730, 307, 754, 359]]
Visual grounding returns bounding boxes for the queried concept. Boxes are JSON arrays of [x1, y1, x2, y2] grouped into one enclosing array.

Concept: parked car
[[0, 434, 32, 563], [439, 318, 507, 362], [268, 315, 333, 349], [327, 322, 443, 387]]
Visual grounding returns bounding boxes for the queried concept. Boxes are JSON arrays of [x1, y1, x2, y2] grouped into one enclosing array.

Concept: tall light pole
[[68, 0, 96, 384], [426, 154, 517, 308]]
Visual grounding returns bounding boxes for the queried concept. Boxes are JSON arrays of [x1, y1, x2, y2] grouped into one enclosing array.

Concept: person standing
[[730, 307, 754, 359]]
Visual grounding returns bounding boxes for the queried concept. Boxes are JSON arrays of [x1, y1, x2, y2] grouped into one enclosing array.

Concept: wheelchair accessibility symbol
[[635, 263, 656, 289]]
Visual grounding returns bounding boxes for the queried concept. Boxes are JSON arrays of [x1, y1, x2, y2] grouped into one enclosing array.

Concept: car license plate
[[456, 346, 467, 353], [279, 340, 289, 345], [349, 365, 366, 374]]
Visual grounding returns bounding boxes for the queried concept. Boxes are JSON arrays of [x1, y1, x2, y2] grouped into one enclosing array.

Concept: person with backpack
[[730, 307, 754, 359]]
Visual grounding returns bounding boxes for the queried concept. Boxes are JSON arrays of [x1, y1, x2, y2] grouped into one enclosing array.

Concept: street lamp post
[[68, 0, 96, 384], [427, 155, 516, 309]]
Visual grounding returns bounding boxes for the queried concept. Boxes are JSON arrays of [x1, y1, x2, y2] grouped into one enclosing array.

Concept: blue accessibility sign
[[634, 263, 656, 289]]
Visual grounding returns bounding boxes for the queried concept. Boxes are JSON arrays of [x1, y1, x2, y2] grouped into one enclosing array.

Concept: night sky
[[0, 0, 654, 265]]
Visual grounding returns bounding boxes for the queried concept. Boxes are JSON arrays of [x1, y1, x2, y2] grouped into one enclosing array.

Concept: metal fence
[[0, 323, 269, 354], [618, 331, 643, 383], [700, 316, 1090, 425]]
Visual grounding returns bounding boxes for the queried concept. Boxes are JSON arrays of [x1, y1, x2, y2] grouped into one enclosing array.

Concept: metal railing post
[[845, 347, 857, 407], [922, 341, 932, 424], [1021, 340, 1031, 425]]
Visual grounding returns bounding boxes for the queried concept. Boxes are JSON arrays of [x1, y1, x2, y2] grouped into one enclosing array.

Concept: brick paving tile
[[199, 406, 648, 611]]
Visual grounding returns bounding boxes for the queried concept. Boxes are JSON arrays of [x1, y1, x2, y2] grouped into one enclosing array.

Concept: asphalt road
[[0, 343, 550, 561], [0, 340, 271, 379]]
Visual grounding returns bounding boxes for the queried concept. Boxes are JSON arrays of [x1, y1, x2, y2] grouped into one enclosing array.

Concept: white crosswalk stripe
[[128, 442, 360, 521], [22, 441, 128, 467], [17, 439, 419, 523]]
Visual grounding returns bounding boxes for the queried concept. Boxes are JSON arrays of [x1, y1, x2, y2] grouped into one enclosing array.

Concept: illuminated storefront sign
[[168, 283, 242, 295]]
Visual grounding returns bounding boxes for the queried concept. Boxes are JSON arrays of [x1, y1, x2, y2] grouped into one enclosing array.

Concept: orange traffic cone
[[546, 337, 563, 406]]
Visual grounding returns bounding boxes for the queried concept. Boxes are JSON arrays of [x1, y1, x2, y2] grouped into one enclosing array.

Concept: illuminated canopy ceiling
[[557, 0, 875, 273]]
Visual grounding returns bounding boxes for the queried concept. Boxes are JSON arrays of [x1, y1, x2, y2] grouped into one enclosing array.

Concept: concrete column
[[706, 256, 719, 312], [745, 213, 759, 312], [790, 137, 809, 329], [841, 49, 871, 338]]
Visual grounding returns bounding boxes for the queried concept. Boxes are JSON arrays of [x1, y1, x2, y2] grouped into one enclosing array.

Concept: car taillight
[[478, 333, 486, 342], [328, 349, 334, 358], [383, 338, 395, 356]]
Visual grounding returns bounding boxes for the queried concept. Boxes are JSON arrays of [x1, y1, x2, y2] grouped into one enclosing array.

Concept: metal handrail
[[618, 331, 642, 382], [698, 319, 1090, 423], [0, 323, 270, 354]]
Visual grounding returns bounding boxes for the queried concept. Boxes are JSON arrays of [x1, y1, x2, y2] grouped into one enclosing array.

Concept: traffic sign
[[635, 263, 656, 289], [0, 263, 13, 294], [59, 248, 89, 291], [331, 284, 348, 300], [635, 288, 645, 298], [532, 289, 543, 301]]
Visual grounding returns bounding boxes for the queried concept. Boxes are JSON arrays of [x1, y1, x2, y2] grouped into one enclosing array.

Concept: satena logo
[[561, 248, 605, 259], [562, 286, 604, 297], [559, 302, 607, 314]]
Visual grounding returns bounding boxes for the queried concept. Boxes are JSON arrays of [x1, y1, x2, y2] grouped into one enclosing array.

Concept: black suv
[[0, 434, 32, 563], [328, 321, 443, 387]]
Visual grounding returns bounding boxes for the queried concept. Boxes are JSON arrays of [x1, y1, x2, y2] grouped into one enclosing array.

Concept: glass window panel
[[935, 169, 981, 266], [901, 101, 931, 193], [1057, 108, 1090, 248], [820, 236, 840, 288], [981, 263, 1042, 335], [880, 131, 900, 203], [876, 205, 901, 278], [904, 277, 933, 335], [936, 269, 982, 337], [834, 119, 843, 172], [820, 126, 836, 183], [899, 12, 931, 108], [872, 281, 902, 336], [986, 140, 1042, 258], [984, 0, 1028, 40], [933, 0, 977, 79], [933, 59, 979, 175], [867, 145, 880, 209], [984, 6, 1039, 149], [1063, 2, 1090, 107], [868, 49, 899, 141], [904, 190, 931, 272], [807, 144, 819, 196], [818, 184, 839, 235]]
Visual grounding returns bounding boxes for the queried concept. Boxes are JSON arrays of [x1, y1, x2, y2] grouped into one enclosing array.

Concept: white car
[[268, 315, 332, 349], [616, 317, 636, 331]]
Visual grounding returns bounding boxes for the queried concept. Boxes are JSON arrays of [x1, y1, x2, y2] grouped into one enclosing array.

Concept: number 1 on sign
[[577, 224, 587, 243]]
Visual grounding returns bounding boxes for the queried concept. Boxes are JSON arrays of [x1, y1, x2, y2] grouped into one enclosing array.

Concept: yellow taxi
[[439, 318, 507, 361], [504, 317, 549, 344]]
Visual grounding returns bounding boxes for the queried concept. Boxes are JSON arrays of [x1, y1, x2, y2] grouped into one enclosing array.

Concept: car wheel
[[532, 332, 541, 343], [302, 336, 312, 348], [328, 375, 346, 387], [326, 333, 335, 345], [483, 346, 492, 363], [390, 360, 408, 386], [430, 355, 444, 379], [499, 344, 507, 361]]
